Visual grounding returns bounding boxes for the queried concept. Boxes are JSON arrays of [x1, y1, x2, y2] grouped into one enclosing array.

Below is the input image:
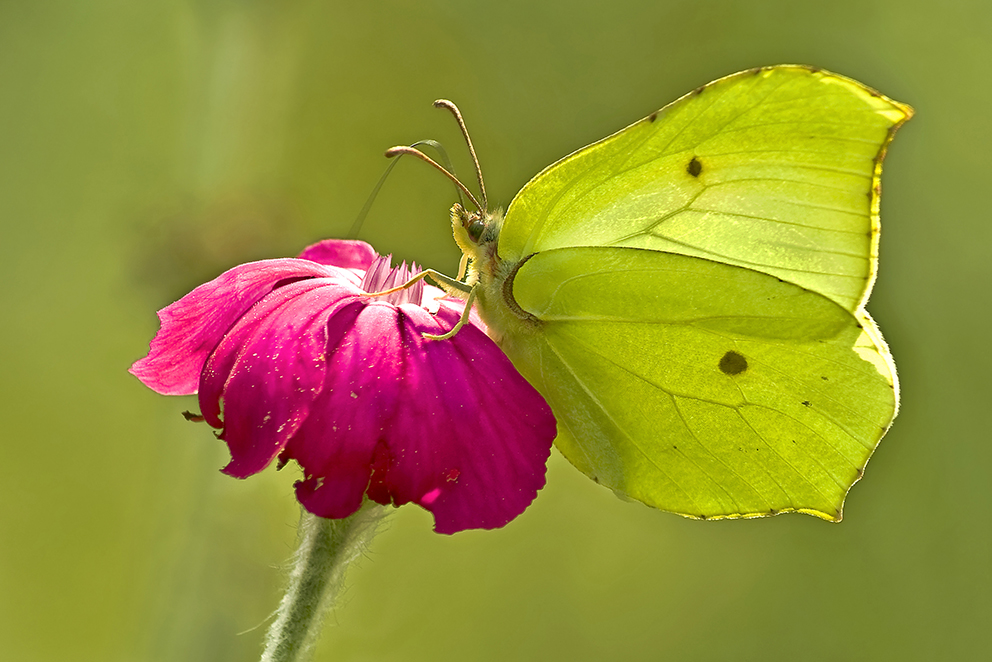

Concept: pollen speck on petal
[[421, 488, 442, 506]]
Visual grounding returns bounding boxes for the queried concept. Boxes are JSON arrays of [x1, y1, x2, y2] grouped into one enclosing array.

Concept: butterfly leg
[[423, 284, 479, 341], [423, 268, 472, 295], [366, 269, 476, 340], [364, 268, 470, 298]]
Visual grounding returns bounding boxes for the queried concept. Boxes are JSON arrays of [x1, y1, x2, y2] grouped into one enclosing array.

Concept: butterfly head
[[451, 202, 502, 257]]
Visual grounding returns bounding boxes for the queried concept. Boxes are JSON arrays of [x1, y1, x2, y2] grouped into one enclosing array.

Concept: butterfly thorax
[[450, 203, 540, 343]]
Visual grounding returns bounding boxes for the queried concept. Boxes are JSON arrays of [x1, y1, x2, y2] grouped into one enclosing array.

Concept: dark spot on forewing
[[687, 156, 702, 177], [719, 350, 748, 375]]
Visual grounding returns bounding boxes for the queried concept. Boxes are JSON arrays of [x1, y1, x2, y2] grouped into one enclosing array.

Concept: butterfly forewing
[[499, 66, 912, 312]]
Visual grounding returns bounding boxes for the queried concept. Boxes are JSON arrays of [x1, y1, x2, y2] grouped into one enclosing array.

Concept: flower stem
[[261, 503, 388, 662]]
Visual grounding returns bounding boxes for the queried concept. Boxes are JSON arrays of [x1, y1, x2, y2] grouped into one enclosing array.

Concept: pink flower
[[131, 239, 556, 534]]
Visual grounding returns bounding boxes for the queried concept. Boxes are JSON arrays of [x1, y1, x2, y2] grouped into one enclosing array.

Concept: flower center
[[360, 255, 425, 306]]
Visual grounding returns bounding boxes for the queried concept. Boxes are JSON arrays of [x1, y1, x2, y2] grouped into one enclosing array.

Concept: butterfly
[[389, 65, 912, 521]]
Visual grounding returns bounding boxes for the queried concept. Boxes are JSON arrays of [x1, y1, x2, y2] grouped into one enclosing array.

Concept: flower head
[[131, 239, 556, 534]]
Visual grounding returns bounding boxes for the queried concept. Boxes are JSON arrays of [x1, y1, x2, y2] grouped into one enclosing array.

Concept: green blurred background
[[1, 1, 987, 660]]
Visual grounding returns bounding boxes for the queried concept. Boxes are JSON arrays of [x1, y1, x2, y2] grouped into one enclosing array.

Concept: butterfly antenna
[[433, 99, 488, 211], [384, 145, 484, 212], [349, 140, 463, 238]]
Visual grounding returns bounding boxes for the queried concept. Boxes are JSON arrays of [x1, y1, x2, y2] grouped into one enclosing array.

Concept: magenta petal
[[298, 239, 377, 270], [285, 299, 555, 532], [286, 302, 405, 518], [130, 258, 345, 395], [383, 304, 557, 533], [199, 278, 363, 478]]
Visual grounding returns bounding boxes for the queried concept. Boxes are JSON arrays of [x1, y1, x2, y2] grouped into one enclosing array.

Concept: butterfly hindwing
[[500, 246, 897, 519]]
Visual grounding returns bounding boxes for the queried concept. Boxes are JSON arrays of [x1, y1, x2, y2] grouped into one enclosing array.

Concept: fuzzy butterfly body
[[445, 65, 911, 521]]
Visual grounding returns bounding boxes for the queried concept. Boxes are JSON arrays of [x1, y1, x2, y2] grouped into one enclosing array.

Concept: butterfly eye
[[466, 216, 486, 243]]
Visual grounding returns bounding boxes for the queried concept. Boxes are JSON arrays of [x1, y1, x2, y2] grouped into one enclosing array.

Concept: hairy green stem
[[261, 503, 388, 662]]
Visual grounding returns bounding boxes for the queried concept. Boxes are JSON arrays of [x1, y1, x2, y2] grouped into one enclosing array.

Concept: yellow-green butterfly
[[390, 65, 912, 521]]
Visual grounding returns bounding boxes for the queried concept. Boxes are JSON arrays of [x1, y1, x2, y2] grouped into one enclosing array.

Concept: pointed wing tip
[[894, 100, 915, 121], [747, 64, 915, 126]]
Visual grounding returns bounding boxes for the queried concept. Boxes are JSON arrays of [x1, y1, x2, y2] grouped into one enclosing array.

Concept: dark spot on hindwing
[[687, 156, 702, 177], [719, 350, 748, 375]]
